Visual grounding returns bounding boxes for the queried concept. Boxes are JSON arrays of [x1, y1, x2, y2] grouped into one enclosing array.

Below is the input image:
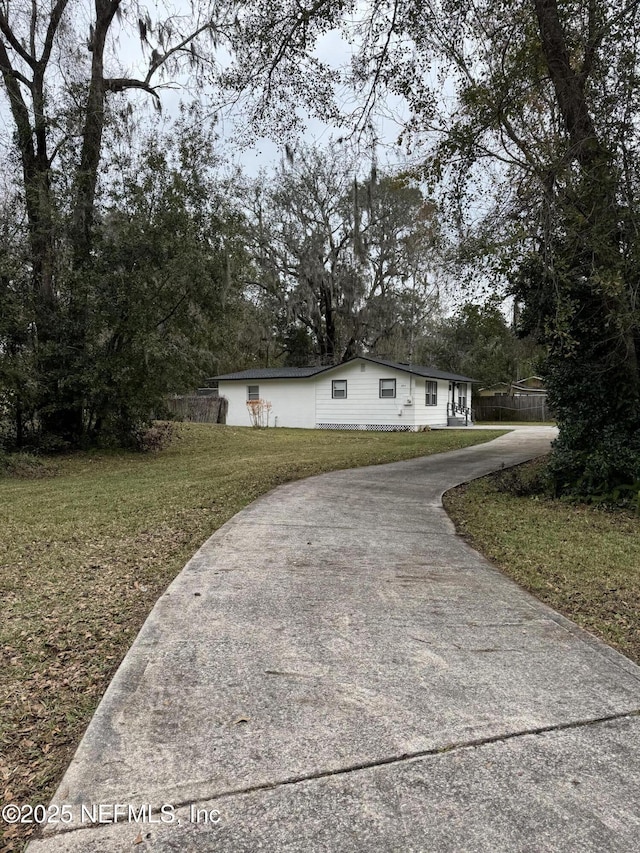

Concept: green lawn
[[0, 423, 503, 851], [444, 461, 640, 666]]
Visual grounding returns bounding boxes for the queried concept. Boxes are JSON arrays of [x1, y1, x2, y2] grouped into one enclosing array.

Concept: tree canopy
[[419, 302, 543, 388], [0, 1, 238, 448], [242, 144, 442, 366], [225, 0, 640, 498], [3, 0, 640, 500]]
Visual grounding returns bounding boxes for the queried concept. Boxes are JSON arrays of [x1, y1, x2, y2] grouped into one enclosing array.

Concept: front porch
[[447, 380, 473, 426]]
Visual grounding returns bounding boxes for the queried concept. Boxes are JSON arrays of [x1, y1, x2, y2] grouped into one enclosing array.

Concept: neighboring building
[[478, 376, 547, 397], [206, 356, 476, 430], [477, 382, 511, 398], [511, 376, 547, 396]]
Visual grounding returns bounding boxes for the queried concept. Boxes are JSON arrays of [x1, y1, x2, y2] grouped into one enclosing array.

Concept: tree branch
[[533, 0, 601, 167], [156, 291, 189, 329], [104, 76, 160, 102], [40, 0, 71, 68], [0, 9, 37, 67], [30, 0, 37, 58], [356, 0, 400, 133], [0, 39, 35, 170], [146, 21, 215, 81]]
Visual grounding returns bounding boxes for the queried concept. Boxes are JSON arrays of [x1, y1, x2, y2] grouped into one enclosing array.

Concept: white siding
[[219, 361, 467, 429], [412, 376, 449, 428], [314, 362, 415, 428], [219, 379, 316, 428]]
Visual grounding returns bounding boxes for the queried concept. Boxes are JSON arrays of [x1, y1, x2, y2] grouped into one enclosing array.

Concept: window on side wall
[[425, 380, 437, 406], [379, 378, 396, 398], [332, 380, 347, 399], [247, 384, 259, 401]]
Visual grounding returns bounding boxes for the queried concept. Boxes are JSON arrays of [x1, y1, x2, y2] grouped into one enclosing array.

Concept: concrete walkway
[[31, 427, 640, 852]]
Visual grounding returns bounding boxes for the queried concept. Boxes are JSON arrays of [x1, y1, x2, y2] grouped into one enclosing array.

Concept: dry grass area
[[0, 422, 502, 851], [444, 460, 640, 666]]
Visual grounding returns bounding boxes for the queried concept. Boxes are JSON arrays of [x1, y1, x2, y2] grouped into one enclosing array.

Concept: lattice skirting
[[315, 423, 413, 432]]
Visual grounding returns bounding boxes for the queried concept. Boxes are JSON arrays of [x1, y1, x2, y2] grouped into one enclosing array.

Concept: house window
[[425, 380, 437, 406], [247, 384, 259, 401], [379, 378, 396, 398], [458, 386, 467, 409], [332, 380, 347, 399]]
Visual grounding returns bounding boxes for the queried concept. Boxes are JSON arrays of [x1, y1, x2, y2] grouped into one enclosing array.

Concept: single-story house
[[204, 356, 476, 430]]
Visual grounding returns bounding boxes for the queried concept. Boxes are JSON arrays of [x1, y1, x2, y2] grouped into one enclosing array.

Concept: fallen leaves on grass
[[1, 423, 502, 852], [444, 467, 640, 665]]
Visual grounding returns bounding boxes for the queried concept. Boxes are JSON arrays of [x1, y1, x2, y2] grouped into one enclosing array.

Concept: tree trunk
[[73, 0, 120, 259], [533, 0, 639, 390], [530, 0, 640, 492]]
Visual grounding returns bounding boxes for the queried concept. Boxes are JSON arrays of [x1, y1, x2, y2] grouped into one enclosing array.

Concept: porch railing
[[447, 402, 472, 425]]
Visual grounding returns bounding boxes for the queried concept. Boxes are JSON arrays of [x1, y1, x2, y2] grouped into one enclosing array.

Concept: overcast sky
[[213, 26, 413, 177], [0, 2, 418, 180]]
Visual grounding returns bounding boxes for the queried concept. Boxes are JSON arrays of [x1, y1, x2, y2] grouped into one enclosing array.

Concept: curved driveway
[[31, 427, 640, 852]]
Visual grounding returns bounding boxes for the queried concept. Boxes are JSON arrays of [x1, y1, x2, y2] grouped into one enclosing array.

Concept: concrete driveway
[[29, 427, 640, 851]]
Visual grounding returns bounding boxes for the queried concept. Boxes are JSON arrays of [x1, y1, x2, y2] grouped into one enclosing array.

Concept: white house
[[205, 356, 475, 430]]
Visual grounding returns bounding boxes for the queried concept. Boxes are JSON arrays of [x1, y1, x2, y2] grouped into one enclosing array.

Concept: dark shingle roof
[[207, 366, 328, 382], [361, 357, 477, 383], [209, 357, 477, 384]]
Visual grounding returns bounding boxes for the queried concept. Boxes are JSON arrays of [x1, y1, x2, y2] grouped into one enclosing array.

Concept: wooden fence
[[164, 395, 228, 424], [473, 395, 553, 423]]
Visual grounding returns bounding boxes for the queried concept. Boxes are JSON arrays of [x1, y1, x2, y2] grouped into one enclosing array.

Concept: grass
[[444, 459, 640, 666], [0, 422, 503, 851]]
